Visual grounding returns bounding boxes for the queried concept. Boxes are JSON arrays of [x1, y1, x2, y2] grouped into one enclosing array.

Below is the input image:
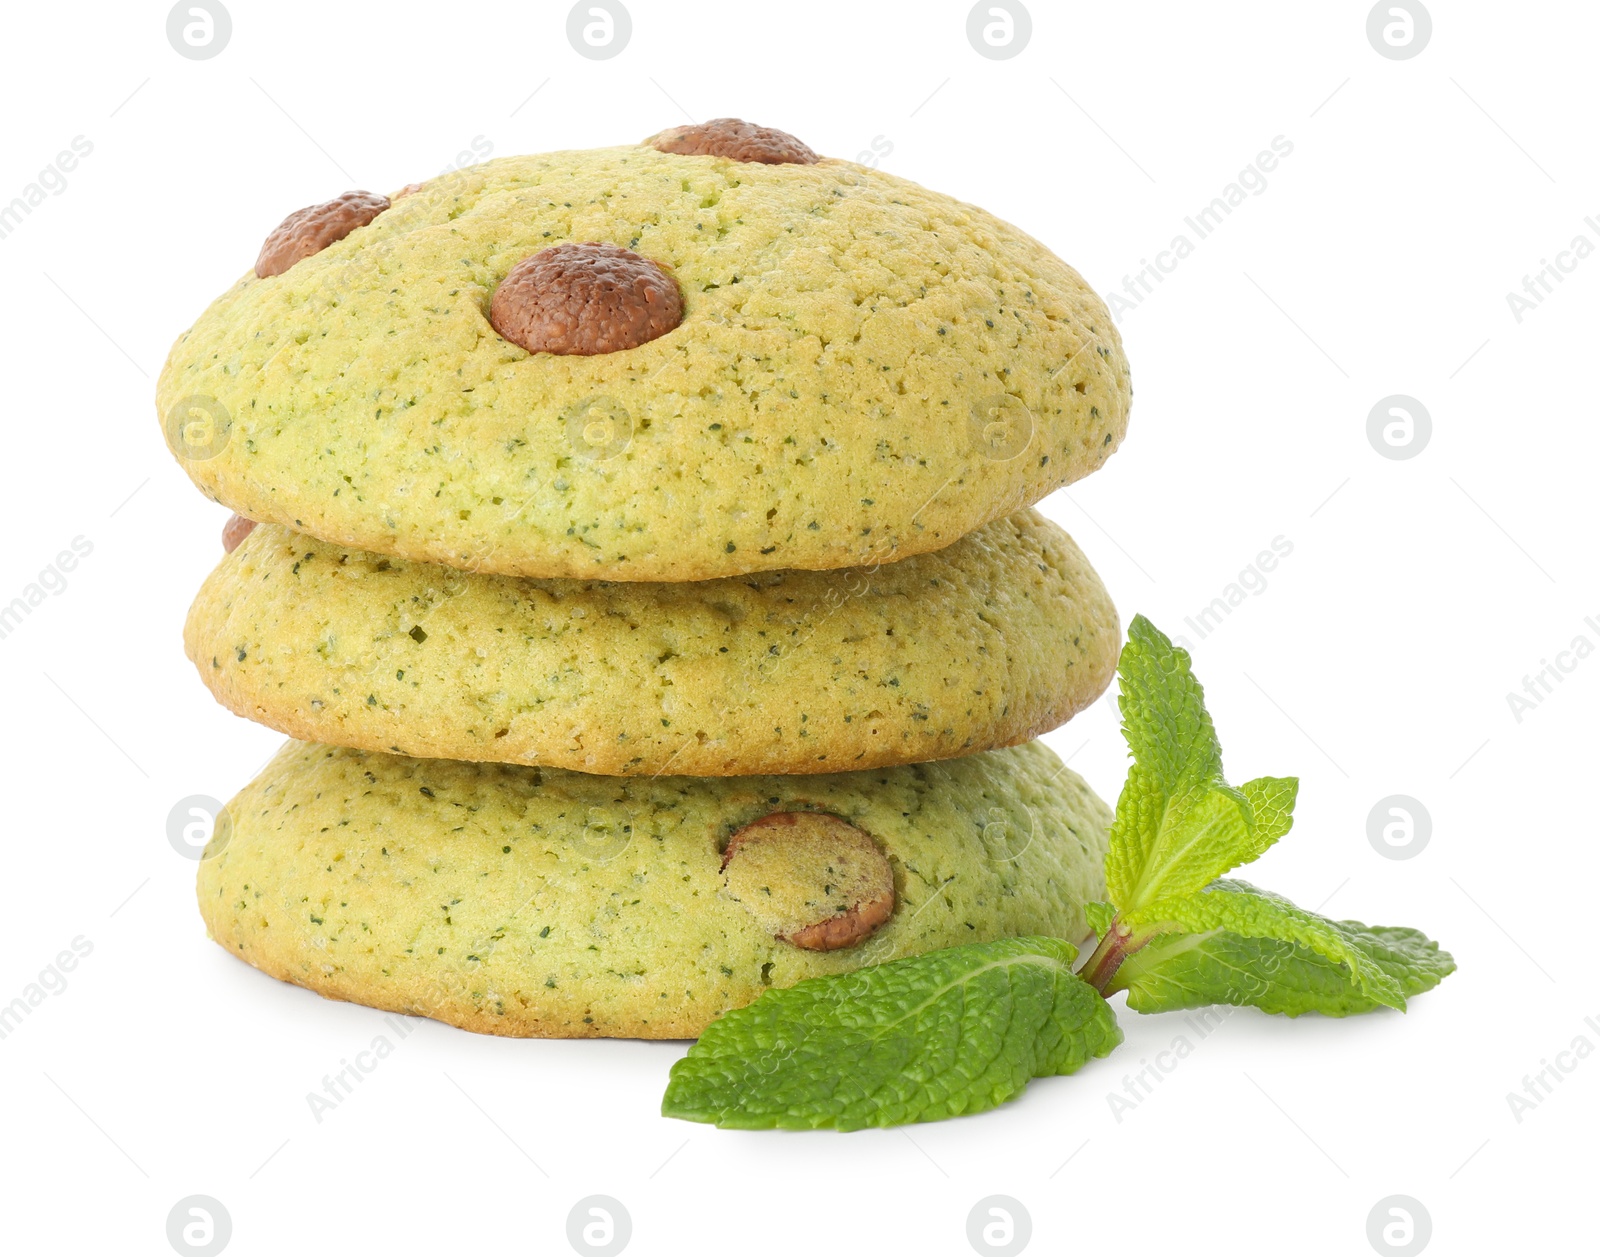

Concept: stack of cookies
[[160, 120, 1132, 1038]]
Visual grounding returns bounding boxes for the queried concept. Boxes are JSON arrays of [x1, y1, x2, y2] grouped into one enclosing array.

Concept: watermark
[[166, 1195, 231, 1255], [305, 1014, 421, 1123], [439, 135, 493, 177], [969, 393, 1035, 461], [563, 395, 633, 462], [1366, 795, 1431, 860], [1175, 535, 1293, 646], [855, 135, 894, 169], [167, 795, 231, 861], [567, 2, 630, 59], [1366, 1195, 1431, 1254], [966, 2, 1031, 60], [1367, 395, 1431, 460], [165, 394, 232, 461], [0, 936, 94, 1042], [966, 1196, 1031, 1255], [1366, 3, 1432, 61], [566, 1195, 631, 1255], [981, 805, 1037, 864], [1505, 616, 1599, 723], [1505, 1012, 1599, 1124], [1107, 137, 1294, 320], [567, 806, 632, 862], [166, 2, 232, 60], [1106, 1005, 1234, 1121], [0, 536, 94, 644], [0, 137, 94, 243], [1504, 219, 1600, 323]]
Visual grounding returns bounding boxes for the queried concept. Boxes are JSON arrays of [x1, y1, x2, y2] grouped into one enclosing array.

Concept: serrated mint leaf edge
[[1104, 616, 1227, 907], [1117, 614, 1224, 791]]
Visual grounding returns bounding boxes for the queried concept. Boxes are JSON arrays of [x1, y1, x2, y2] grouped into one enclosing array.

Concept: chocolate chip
[[221, 513, 256, 554], [254, 190, 390, 278], [648, 118, 818, 165], [721, 812, 895, 951], [488, 242, 682, 356]]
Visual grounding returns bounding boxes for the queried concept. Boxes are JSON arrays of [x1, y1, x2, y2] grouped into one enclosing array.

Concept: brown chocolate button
[[254, 190, 390, 278], [648, 118, 818, 165], [721, 812, 895, 952], [221, 513, 256, 554], [488, 242, 682, 356]]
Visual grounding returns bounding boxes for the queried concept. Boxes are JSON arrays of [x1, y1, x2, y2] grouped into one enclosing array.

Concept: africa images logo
[[1106, 138, 1294, 319], [0, 137, 93, 243]]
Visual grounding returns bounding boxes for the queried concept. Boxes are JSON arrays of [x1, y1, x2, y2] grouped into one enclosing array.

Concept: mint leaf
[[1105, 618, 1295, 912], [1132, 879, 1408, 1008], [1115, 615, 1222, 790], [1112, 924, 1456, 1017], [1239, 776, 1299, 846], [1084, 901, 1116, 939], [661, 937, 1122, 1130]]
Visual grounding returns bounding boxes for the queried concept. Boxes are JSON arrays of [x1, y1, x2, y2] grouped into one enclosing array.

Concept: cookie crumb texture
[[184, 510, 1118, 776], [197, 739, 1110, 1038], [159, 146, 1131, 581]]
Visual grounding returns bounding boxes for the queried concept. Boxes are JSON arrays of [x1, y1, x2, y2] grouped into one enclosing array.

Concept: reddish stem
[[1081, 920, 1140, 994]]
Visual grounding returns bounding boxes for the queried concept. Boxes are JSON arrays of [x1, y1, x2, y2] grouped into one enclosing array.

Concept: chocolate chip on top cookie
[[648, 118, 819, 165], [254, 190, 391, 278], [489, 242, 682, 355]]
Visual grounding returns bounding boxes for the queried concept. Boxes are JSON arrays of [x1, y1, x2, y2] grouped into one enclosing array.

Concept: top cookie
[[158, 130, 1131, 581]]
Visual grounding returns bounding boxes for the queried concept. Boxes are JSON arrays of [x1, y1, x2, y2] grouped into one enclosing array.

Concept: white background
[[0, 2, 1593, 1254]]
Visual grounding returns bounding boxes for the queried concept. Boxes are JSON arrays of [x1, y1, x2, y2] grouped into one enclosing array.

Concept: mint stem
[[1080, 919, 1140, 994]]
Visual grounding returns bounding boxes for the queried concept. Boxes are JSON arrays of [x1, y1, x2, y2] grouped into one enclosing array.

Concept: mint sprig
[[660, 616, 1453, 1131], [661, 937, 1121, 1130], [1080, 615, 1454, 1015]]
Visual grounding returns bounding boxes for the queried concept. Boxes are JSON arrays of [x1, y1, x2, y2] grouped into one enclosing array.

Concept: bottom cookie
[[199, 739, 1110, 1038]]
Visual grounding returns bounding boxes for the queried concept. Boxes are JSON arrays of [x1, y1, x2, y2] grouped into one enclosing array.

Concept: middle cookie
[[185, 509, 1117, 777]]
